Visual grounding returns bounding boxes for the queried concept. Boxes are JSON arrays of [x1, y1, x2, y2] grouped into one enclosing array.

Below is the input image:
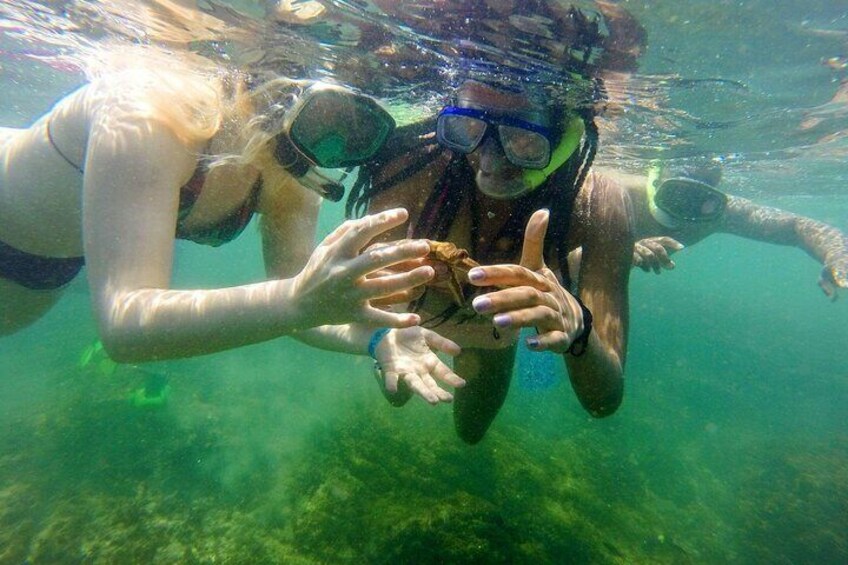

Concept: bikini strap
[[45, 117, 84, 175]]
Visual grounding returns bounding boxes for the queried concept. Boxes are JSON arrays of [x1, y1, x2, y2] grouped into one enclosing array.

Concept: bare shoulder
[[574, 170, 635, 232], [591, 167, 645, 191]]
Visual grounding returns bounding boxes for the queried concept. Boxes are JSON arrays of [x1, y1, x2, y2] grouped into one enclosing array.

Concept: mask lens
[[498, 125, 551, 169], [655, 179, 727, 221], [288, 89, 395, 168], [436, 113, 487, 153]]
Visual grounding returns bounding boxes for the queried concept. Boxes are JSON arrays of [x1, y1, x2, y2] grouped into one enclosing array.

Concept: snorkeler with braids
[[329, 0, 641, 442]]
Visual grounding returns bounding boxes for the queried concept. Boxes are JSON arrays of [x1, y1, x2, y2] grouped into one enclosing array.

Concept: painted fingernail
[[493, 314, 511, 327], [527, 337, 540, 349], [468, 268, 484, 282], [472, 296, 492, 313]]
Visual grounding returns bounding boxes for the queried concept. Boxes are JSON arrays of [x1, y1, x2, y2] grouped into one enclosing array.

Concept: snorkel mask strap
[[523, 116, 585, 191], [645, 160, 680, 229]]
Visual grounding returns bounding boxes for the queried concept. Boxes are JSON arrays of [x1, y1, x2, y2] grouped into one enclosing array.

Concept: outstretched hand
[[373, 327, 464, 405], [467, 209, 586, 353], [819, 261, 848, 301], [281, 208, 434, 330], [633, 237, 685, 273]]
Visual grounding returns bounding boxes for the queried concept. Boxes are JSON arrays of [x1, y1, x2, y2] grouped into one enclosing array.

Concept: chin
[[475, 171, 531, 200]]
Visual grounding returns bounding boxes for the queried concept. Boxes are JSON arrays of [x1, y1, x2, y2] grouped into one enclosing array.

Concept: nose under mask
[[478, 136, 516, 175]]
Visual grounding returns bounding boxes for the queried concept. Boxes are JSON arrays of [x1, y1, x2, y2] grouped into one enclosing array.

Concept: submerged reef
[[0, 358, 845, 563]]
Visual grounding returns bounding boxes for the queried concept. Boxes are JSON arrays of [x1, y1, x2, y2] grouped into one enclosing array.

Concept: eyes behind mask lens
[[654, 178, 728, 222], [436, 106, 552, 169]]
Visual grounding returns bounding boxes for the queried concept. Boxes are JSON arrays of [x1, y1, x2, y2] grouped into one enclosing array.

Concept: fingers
[[361, 306, 421, 328], [370, 285, 426, 307], [359, 265, 434, 300], [656, 236, 685, 253], [319, 217, 355, 248], [526, 330, 570, 352], [490, 304, 577, 334], [635, 242, 664, 274], [422, 329, 462, 356], [431, 362, 465, 388], [467, 265, 552, 291], [519, 209, 550, 272], [633, 237, 684, 274], [398, 373, 450, 405], [644, 240, 674, 271], [332, 208, 410, 256], [349, 239, 431, 280], [383, 371, 401, 394], [471, 286, 558, 316], [632, 248, 651, 272], [818, 276, 837, 301]]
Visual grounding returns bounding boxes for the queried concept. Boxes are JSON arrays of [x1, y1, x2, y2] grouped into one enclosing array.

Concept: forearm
[[563, 330, 624, 417], [97, 280, 300, 362], [724, 196, 848, 265], [292, 323, 375, 356], [794, 217, 848, 267]]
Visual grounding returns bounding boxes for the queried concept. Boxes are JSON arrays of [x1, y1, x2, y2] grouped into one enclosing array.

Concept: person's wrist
[[273, 278, 307, 333], [368, 327, 392, 359], [566, 294, 592, 356]]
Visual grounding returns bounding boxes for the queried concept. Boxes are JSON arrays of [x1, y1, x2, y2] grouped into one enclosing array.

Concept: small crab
[[413, 240, 502, 334], [424, 240, 482, 308]]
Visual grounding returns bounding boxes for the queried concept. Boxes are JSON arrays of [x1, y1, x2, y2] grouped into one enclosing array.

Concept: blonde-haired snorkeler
[[0, 51, 450, 382], [596, 162, 848, 300]]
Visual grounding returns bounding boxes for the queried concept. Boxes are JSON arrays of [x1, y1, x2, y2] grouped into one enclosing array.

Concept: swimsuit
[[0, 123, 261, 290]]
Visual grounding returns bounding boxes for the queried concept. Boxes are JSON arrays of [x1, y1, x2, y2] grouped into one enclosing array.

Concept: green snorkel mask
[[272, 83, 396, 201], [647, 161, 728, 228], [522, 115, 585, 190]]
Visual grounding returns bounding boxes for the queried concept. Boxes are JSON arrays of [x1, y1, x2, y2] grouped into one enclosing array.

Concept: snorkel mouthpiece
[[523, 116, 584, 190], [299, 167, 350, 202]]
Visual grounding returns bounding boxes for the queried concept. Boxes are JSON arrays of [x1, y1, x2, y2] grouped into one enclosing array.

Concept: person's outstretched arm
[[85, 112, 432, 363], [721, 196, 848, 298]]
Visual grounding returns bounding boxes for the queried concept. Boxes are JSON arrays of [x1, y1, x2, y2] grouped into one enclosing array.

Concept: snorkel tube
[[523, 115, 585, 191]]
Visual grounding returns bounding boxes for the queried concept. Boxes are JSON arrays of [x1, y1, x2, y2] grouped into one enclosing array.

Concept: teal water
[[1, 1, 847, 563]]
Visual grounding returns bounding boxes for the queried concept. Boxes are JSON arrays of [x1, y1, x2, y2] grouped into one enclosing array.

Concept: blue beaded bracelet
[[367, 328, 391, 359]]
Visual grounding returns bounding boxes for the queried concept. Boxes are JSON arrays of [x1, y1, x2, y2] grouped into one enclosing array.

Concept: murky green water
[[1, 1, 846, 563]]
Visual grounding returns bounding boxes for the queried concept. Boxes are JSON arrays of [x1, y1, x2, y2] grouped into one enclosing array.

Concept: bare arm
[[261, 190, 378, 355], [721, 196, 848, 289], [602, 169, 848, 295], [564, 173, 633, 416], [85, 111, 429, 363], [463, 175, 633, 416]]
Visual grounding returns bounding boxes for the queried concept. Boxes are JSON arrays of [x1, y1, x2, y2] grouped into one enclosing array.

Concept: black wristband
[[567, 295, 593, 356]]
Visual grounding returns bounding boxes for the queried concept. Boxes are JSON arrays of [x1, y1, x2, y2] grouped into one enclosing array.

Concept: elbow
[[582, 389, 623, 418], [99, 332, 145, 364], [576, 381, 624, 418], [98, 319, 161, 364], [584, 390, 623, 418], [95, 291, 163, 364]]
